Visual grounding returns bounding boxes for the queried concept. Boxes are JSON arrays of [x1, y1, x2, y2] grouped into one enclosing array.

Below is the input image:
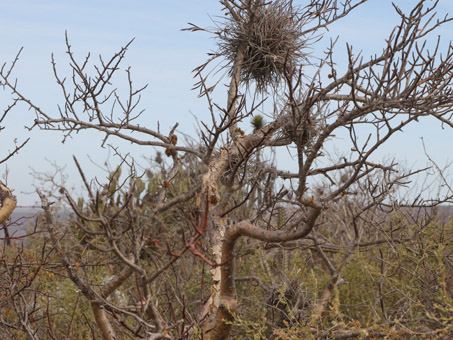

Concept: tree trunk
[[0, 181, 16, 224]]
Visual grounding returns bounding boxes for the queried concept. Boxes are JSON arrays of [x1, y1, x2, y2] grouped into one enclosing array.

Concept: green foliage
[[229, 310, 269, 340], [107, 166, 121, 197], [251, 115, 265, 130], [2, 161, 452, 339], [135, 177, 145, 196]]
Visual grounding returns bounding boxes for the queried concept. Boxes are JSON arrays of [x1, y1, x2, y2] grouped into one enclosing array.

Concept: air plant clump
[[218, 0, 309, 92], [251, 114, 265, 130], [280, 100, 323, 151]]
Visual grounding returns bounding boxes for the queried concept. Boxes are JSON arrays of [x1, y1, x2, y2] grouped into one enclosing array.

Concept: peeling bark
[[91, 303, 117, 340], [205, 209, 321, 340], [199, 92, 302, 338], [200, 123, 280, 337]]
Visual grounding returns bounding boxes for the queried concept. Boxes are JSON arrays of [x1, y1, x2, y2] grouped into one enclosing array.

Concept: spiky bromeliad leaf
[[251, 115, 265, 130]]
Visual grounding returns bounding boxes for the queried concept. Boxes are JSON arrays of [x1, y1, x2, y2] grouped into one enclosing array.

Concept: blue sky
[[1, 1, 452, 206]]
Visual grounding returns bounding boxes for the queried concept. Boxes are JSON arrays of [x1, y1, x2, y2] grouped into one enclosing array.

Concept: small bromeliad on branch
[[251, 114, 265, 131]]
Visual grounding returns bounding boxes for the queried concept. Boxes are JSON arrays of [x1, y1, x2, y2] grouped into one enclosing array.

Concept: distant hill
[[0, 207, 41, 239], [1, 204, 452, 241]]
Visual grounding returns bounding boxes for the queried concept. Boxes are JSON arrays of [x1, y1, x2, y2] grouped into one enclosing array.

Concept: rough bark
[[206, 208, 321, 340], [201, 122, 281, 337], [91, 303, 117, 340], [0, 181, 16, 224]]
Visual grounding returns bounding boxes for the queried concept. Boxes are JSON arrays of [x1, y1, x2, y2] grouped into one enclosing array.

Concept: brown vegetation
[[1, 1, 453, 339]]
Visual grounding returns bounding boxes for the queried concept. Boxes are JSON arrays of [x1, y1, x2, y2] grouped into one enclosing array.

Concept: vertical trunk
[[91, 303, 117, 340], [201, 41, 246, 339], [204, 226, 239, 340]]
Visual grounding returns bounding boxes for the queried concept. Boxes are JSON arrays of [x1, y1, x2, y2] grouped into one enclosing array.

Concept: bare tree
[[0, 53, 29, 238], [1, 0, 453, 339]]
